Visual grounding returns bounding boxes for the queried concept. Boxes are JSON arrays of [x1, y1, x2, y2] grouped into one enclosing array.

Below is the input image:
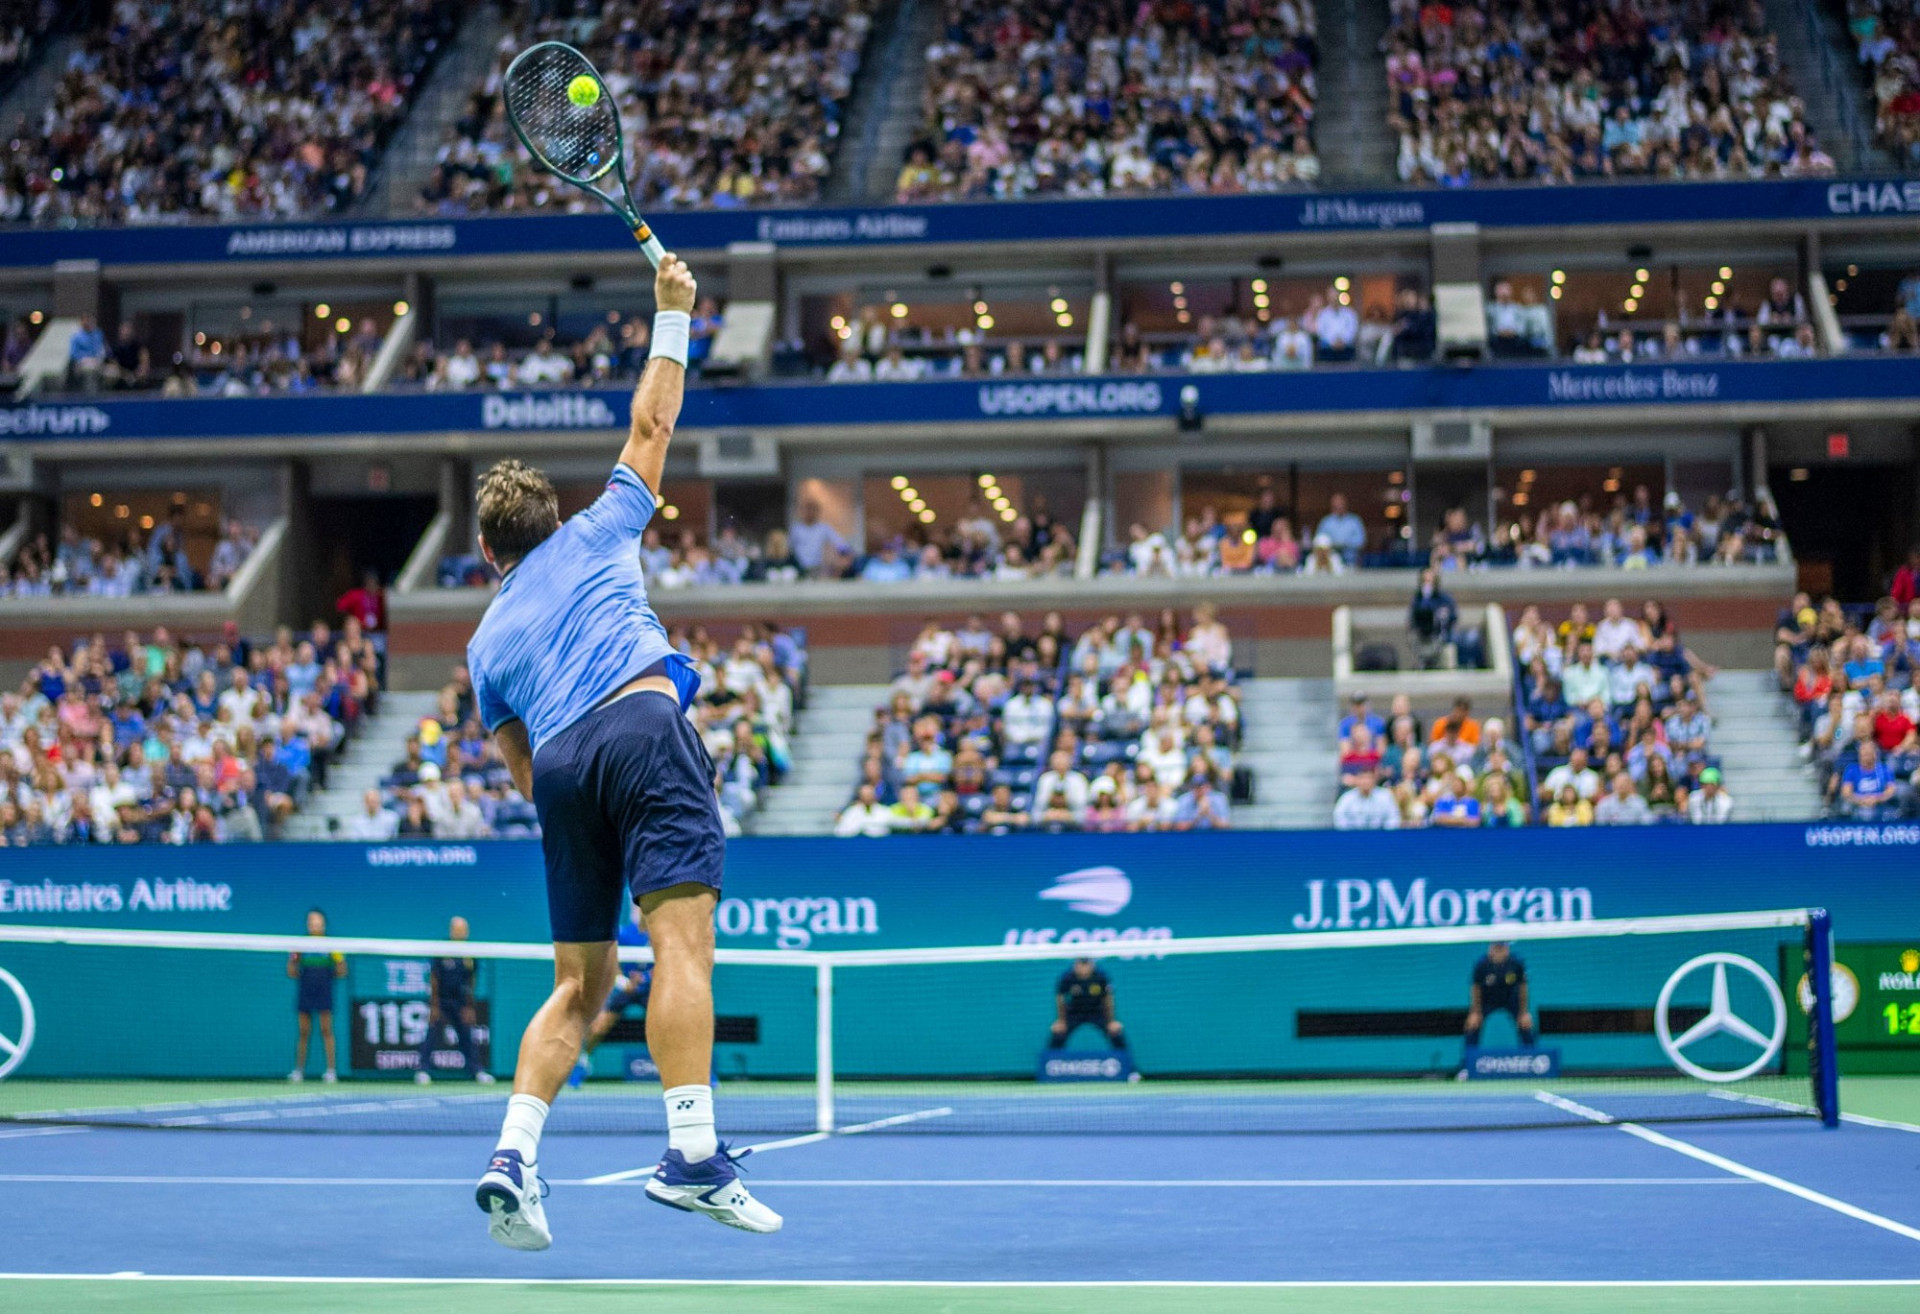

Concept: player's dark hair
[[477, 459, 561, 569]]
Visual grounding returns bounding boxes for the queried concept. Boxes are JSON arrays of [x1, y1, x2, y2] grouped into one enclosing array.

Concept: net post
[[814, 959, 834, 1134], [1807, 909, 1840, 1128]]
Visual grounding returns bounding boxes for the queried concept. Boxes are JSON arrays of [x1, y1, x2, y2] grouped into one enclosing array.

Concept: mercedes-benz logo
[[0, 967, 35, 1081], [1655, 953, 1786, 1083]]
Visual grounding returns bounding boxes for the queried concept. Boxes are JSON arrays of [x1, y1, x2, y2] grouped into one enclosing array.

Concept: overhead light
[[978, 474, 996, 487], [830, 314, 847, 329], [1711, 281, 1725, 294], [529, 313, 542, 326], [1513, 492, 1530, 507], [1623, 300, 1638, 313], [1050, 298, 1068, 313], [900, 485, 918, 501], [661, 505, 681, 520], [976, 314, 994, 330], [999, 508, 1018, 522], [918, 509, 936, 524], [1338, 293, 1351, 306], [335, 317, 351, 333], [1551, 270, 1566, 285], [1789, 468, 1810, 482], [1719, 266, 1733, 279], [393, 300, 410, 317], [891, 475, 908, 490], [315, 304, 330, 318], [1549, 286, 1563, 300], [1176, 311, 1190, 323], [28, 310, 44, 324], [1242, 529, 1256, 545], [1520, 469, 1535, 481], [194, 331, 207, 346], [1251, 279, 1268, 293], [1836, 279, 1848, 292], [1056, 313, 1073, 327], [837, 325, 853, 340], [1170, 281, 1184, 294], [1256, 309, 1270, 320], [1635, 267, 1650, 282], [89, 493, 103, 506], [1333, 276, 1351, 292], [139, 515, 155, 530], [891, 303, 908, 319], [1704, 296, 1719, 310], [1847, 264, 1859, 276], [973, 300, 988, 315], [1173, 296, 1187, 309], [1253, 294, 1270, 308], [909, 499, 926, 513]]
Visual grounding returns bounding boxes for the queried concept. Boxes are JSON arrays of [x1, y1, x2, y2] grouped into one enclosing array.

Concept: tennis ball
[[567, 75, 601, 107]]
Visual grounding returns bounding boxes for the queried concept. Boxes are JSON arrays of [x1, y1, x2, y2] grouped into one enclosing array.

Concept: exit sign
[[1827, 432, 1850, 459]]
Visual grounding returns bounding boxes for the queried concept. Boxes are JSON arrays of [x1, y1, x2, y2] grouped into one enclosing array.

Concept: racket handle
[[632, 222, 667, 267]]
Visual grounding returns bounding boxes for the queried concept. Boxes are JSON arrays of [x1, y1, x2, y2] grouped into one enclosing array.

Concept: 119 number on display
[[359, 1000, 430, 1047]]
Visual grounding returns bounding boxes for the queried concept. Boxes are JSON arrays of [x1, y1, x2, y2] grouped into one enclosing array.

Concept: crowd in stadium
[[1384, 0, 1838, 186], [0, 0, 55, 93], [1490, 276, 1819, 361], [0, 518, 259, 598], [836, 607, 1240, 835], [360, 624, 804, 840], [1782, 583, 1920, 820], [1847, 0, 1920, 166], [0, 621, 376, 846], [1336, 596, 1731, 828], [895, 0, 1319, 202], [418, 0, 871, 215], [1, 0, 461, 226]]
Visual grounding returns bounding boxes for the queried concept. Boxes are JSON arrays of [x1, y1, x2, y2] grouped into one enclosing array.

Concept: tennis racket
[[502, 41, 668, 267]]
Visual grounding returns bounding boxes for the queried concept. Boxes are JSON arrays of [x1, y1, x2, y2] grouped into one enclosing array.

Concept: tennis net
[[0, 908, 1839, 1135]]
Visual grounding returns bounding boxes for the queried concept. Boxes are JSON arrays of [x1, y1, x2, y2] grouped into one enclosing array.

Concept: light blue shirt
[[467, 463, 693, 756], [1315, 511, 1367, 562]]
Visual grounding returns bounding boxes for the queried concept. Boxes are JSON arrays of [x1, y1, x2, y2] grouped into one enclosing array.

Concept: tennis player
[[469, 253, 780, 1250]]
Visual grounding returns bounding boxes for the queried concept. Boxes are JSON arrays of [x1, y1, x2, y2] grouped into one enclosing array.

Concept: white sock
[[495, 1093, 549, 1163], [664, 1084, 717, 1161]]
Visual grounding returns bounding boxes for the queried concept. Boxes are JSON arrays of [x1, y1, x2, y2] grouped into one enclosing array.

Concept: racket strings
[[505, 44, 621, 184]]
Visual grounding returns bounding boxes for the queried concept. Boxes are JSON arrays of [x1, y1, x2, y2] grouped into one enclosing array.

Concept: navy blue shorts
[[531, 689, 726, 943], [296, 970, 334, 1015]]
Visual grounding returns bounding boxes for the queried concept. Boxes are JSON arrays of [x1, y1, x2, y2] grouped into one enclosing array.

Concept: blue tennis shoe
[[644, 1143, 782, 1233]]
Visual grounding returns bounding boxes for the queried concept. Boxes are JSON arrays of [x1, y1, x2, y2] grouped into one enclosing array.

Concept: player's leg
[[638, 885, 778, 1232], [616, 693, 780, 1233], [317, 1011, 338, 1081], [291, 1011, 311, 1081], [477, 737, 625, 1252]]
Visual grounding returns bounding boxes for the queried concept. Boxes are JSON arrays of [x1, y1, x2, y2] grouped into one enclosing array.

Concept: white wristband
[[651, 310, 690, 367]]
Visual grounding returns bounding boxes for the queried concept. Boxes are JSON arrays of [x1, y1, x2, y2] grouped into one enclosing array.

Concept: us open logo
[[0, 967, 35, 1081]]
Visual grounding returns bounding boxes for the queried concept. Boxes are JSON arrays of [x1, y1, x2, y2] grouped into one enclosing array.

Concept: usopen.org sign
[[1292, 878, 1595, 931], [976, 381, 1162, 417]]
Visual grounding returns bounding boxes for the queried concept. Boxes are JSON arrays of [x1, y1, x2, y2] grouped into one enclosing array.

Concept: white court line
[[3, 1274, 1920, 1289], [1534, 1090, 1920, 1245], [0, 1174, 1757, 1189], [581, 1107, 955, 1184], [0, 1126, 89, 1141], [1708, 1088, 1920, 1135]]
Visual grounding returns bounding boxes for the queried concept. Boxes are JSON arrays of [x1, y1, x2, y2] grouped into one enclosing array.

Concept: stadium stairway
[[1314, 0, 1397, 186], [746, 684, 885, 836], [282, 691, 445, 840], [1233, 678, 1341, 830], [0, 32, 79, 139], [1763, 0, 1892, 172], [1702, 671, 1824, 823], [828, 0, 942, 203], [363, 0, 507, 214]]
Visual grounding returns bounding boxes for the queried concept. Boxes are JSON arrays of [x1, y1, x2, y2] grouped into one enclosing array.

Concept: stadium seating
[[1780, 590, 1919, 818], [418, 0, 873, 214], [898, 0, 1319, 201], [835, 608, 1243, 835], [1383, 0, 1836, 185], [1, 620, 380, 845], [1843, 0, 1920, 166], [3, 0, 463, 225], [0, 520, 259, 597]]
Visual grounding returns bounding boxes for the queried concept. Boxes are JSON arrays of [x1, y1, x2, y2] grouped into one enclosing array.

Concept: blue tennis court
[[3, 1087, 1917, 1304]]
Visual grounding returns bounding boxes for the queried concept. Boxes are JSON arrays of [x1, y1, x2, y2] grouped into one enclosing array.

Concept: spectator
[[1315, 494, 1368, 565], [342, 788, 400, 841], [1594, 771, 1654, 825], [1841, 742, 1902, 820], [789, 500, 851, 579], [1687, 767, 1736, 823], [1334, 767, 1402, 829]]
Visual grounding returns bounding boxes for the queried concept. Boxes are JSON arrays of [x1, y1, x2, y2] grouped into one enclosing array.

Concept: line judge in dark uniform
[[1048, 957, 1128, 1050], [417, 916, 496, 1085], [1465, 940, 1535, 1047]]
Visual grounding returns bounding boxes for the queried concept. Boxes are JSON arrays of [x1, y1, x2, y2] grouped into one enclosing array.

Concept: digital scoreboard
[[1789, 943, 1920, 1074], [347, 957, 493, 1077]]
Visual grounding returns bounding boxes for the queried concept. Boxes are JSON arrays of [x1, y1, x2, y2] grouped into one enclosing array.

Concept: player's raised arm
[[619, 253, 698, 494]]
